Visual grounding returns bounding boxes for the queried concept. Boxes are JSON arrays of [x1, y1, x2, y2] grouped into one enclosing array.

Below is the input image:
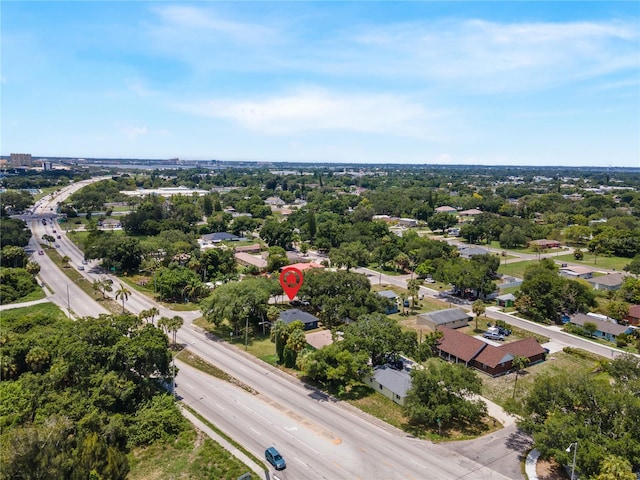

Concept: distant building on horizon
[[10, 153, 32, 167]]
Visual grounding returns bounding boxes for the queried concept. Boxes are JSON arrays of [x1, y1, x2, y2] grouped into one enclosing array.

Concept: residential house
[[587, 273, 626, 291], [528, 239, 561, 249], [496, 293, 516, 308], [363, 365, 412, 406], [234, 252, 267, 269], [285, 262, 325, 272], [471, 337, 547, 377], [435, 205, 457, 214], [265, 196, 285, 207], [559, 265, 594, 280], [202, 232, 244, 243], [458, 246, 491, 259], [625, 305, 640, 326], [435, 327, 486, 366], [457, 208, 483, 222], [234, 244, 262, 254], [397, 218, 418, 228], [568, 313, 633, 343], [437, 327, 547, 377], [417, 308, 472, 330], [378, 290, 399, 314], [279, 308, 319, 330]]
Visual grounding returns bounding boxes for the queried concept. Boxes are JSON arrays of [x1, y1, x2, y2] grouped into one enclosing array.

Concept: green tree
[[427, 212, 458, 234], [92, 278, 113, 300], [583, 321, 598, 337], [594, 455, 636, 480], [0, 245, 29, 268], [329, 241, 370, 272], [623, 255, 640, 275], [340, 313, 411, 367], [202, 277, 277, 336], [42, 233, 56, 247], [296, 343, 371, 394], [0, 218, 31, 248], [404, 359, 487, 429]]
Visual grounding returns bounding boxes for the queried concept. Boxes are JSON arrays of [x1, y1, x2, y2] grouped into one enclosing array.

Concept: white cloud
[[347, 18, 639, 92], [175, 88, 448, 138], [117, 123, 149, 139]]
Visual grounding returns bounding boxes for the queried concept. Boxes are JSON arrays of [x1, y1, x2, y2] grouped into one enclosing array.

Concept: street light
[[171, 346, 190, 399], [566, 442, 578, 480]]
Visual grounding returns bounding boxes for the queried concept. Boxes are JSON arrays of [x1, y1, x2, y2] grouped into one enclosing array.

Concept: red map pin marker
[[279, 267, 304, 301]]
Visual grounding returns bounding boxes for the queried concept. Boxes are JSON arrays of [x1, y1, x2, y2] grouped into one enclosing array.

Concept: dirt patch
[[536, 457, 568, 480]]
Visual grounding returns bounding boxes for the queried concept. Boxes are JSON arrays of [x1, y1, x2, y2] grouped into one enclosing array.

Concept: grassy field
[[554, 253, 632, 271], [0, 302, 68, 323], [497, 260, 538, 279], [128, 427, 253, 480], [480, 348, 602, 410]]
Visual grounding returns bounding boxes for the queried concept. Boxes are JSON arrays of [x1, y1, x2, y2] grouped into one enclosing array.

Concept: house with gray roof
[[568, 313, 633, 343], [458, 246, 491, 259], [278, 308, 319, 330], [587, 273, 626, 291], [377, 290, 399, 314], [363, 365, 412, 406], [417, 308, 471, 330]]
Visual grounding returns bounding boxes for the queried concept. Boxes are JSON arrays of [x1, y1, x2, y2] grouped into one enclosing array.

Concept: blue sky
[[2, 1, 638, 167]]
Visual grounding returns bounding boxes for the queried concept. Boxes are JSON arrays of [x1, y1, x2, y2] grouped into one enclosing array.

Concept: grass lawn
[[0, 302, 67, 323], [128, 427, 253, 480], [480, 348, 602, 411], [497, 260, 538, 279], [554, 253, 632, 271]]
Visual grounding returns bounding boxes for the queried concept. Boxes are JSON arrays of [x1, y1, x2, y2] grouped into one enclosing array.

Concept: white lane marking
[[250, 427, 262, 436], [215, 403, 226, 411], [184, 383, 195, 390], [410, 459, 426, 469]]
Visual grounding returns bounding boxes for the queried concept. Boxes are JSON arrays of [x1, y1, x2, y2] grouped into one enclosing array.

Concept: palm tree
[[138, 309, 151, 324], [511, 355, 529, 398], [114, 284, 131, 314], [472, 300, 486, 332], [61, 255, 71, 268], [168, 315, 184, 346], [407, 279, 422, 309], [148, 307, 160, 326]]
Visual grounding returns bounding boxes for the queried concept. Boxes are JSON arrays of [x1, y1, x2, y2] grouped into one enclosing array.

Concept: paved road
[[175, 328, 514, 480]]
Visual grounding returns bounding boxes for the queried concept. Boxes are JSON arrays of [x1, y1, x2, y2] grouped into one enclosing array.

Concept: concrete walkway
[[0, 298, 51, 311], [525, 449, 540, 480], [180, 406, 268, 480]]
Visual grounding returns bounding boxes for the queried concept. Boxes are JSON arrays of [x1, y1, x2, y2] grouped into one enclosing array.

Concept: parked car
[[38, 250, 44, 255], [265, 447, 286, 470], [483, 331, 505, 341], [82, 259, 88, 265], [496, 326, 512, 336], [78, 265, 85, 271]]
